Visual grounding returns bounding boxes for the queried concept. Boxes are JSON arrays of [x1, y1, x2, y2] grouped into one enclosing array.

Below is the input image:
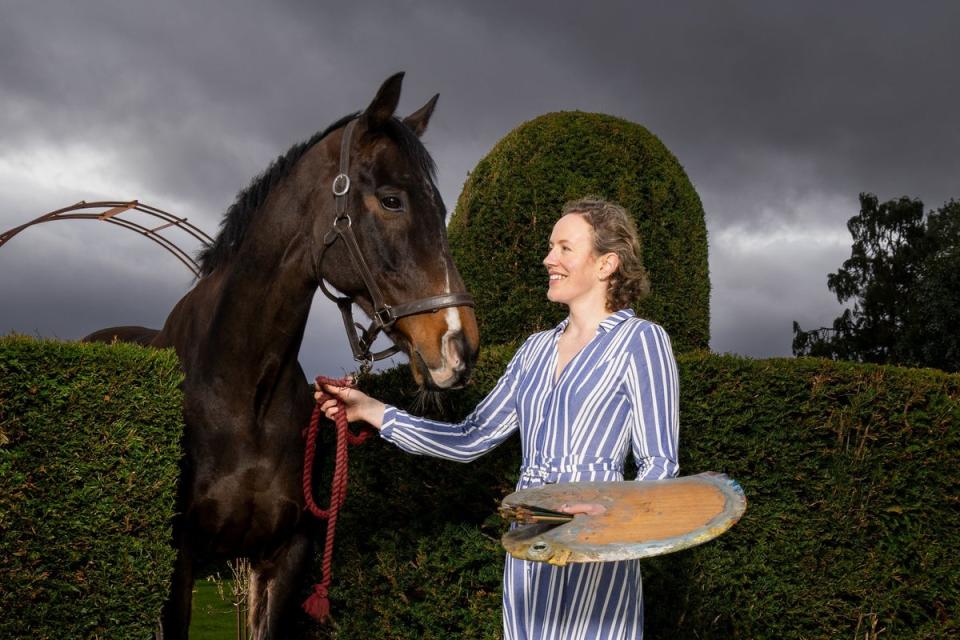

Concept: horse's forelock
[[381, 117, 437, 182]]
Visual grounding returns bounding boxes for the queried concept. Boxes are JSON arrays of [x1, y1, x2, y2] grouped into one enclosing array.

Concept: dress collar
[[554, 308, 635, 335]]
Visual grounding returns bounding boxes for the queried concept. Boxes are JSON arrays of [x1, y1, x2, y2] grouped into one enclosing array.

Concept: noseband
[[315, 118, 474, 372]]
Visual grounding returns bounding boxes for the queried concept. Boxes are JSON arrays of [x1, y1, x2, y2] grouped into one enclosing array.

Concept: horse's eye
[[380, 196, 403, 212]]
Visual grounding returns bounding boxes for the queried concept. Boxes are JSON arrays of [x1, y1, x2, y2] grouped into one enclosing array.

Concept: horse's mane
[[197, 112, 437, 276]]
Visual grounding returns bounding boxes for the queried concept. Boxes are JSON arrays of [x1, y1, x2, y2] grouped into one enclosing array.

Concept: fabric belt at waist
[[519, 456, 623, 483]]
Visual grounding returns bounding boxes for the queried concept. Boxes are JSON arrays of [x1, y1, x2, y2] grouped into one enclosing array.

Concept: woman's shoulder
[[615, 313, 673, 350], [614, 310, 668, 334]]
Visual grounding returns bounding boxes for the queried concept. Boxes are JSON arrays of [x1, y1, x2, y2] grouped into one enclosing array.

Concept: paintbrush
[[499, 503, 575, 525]]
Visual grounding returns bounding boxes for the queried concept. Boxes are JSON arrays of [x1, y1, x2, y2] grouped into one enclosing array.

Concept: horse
[[86, 73, 480, 639], [84, 325, 159, 346]]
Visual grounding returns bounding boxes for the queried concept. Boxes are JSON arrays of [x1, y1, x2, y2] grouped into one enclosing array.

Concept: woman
[[318, 197, 679, 639]]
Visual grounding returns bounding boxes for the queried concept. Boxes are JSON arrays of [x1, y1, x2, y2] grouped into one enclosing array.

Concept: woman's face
[[543, 214, 611, 309]]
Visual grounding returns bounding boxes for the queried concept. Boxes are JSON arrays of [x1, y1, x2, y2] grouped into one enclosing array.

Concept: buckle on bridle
[[373, 305, 396, 329], [332, 173, 351, 197]]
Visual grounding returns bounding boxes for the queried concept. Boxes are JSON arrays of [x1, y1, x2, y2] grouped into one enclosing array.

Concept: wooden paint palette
[[501, 472, 746, 566]]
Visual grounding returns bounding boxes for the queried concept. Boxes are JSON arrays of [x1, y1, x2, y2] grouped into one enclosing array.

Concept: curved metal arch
[[0, 200, 214, 277]]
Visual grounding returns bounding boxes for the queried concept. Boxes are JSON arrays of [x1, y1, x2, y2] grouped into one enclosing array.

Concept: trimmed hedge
[[448, 112, 710, 352], [0, 336, 183, 640], [4, 339, 956, 639], [307, 349, 959, 639]]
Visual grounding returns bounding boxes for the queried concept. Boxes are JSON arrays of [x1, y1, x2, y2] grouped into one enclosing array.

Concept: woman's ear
[[599, 253, 620, 280]]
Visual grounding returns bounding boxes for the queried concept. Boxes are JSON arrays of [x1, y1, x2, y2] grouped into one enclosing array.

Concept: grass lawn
[[189, 579, 240, 639]]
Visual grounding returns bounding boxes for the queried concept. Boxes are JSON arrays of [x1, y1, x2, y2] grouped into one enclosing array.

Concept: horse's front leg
[[160, 541, 195, 640], [249, 529, 314, 640]]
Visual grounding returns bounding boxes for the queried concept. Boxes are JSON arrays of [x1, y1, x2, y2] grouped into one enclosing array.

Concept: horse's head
[[305, 73, 479, 390]]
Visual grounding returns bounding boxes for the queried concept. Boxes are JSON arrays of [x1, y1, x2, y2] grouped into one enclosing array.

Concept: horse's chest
[[189, 461, 303, 555]]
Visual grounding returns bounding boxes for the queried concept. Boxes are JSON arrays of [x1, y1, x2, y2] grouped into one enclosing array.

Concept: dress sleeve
[[626, 323, 680, 481], [379, 340, 529, 462]]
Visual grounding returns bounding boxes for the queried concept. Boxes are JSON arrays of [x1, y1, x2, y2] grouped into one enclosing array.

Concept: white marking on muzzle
[[427, 255, 465, 387], [428, 304, 464, 388], [441, 306, 462, 366]]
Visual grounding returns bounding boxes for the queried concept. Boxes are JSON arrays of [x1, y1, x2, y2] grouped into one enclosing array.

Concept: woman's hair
[[561, 196, 650, 311]]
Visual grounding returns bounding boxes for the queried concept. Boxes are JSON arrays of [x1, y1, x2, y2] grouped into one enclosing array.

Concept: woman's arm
[[318, 340, 530, 462], [626, 323, 680, 481]]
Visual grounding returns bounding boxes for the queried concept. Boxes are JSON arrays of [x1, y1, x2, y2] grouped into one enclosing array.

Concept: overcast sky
[[2, 0, 957, 376]]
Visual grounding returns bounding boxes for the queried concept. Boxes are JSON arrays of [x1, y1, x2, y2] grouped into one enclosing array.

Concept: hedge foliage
[[307, 348, 959, 640], [448, 112, 710, 353], [3, 341, 956, 639], [0, 336, 184, 640]]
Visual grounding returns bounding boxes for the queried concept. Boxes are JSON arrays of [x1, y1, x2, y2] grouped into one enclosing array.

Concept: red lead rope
[[301, 375, 375, 622]]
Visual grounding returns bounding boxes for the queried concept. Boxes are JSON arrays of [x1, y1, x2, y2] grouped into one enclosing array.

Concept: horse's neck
[[185, 236, 316, 387]]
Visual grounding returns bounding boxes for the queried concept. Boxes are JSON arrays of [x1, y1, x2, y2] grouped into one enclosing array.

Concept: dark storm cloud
[[448, 1, 960, 219], [2, 0, 958, 369], [2, 2, 319, 216]]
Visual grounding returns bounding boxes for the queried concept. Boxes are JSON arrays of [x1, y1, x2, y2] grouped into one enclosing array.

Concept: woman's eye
[[380, 196, 403, 211]]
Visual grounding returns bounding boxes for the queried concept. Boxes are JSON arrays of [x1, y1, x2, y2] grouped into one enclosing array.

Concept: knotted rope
[[301, 375, 375, 622]]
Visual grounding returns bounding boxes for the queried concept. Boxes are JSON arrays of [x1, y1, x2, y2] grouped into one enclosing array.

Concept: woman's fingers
[[322, 383, 350, 399], [311, 379, 375, 426], [558, 502, 607, 516], [314, 384, 349, 402]]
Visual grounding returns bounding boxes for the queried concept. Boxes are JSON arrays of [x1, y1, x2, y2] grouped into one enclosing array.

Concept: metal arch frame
[[0, 200, 214, 278]]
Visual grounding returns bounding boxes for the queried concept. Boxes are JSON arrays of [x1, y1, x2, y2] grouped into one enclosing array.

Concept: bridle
[[315, 118, 474, 372]]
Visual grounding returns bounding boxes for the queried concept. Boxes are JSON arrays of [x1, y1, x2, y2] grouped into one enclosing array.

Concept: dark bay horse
[[86, 73, 479, 639]]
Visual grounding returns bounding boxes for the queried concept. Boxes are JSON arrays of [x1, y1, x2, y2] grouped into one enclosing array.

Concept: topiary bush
[[306, 349, 959, 640], [0, 336, 184, 640], [448, 112, 709, 352]]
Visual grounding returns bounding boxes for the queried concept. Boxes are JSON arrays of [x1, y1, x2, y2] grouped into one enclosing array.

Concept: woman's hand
[[558, 502, 608, 516], [314, 380, 386, 429]]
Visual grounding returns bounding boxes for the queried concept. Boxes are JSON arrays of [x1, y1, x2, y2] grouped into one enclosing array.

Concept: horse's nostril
[[457, 332, 477, 370], [443, 331, 465, 366]]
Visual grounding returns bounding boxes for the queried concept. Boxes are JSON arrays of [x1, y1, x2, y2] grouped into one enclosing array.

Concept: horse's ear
[[403, 94, 439, 137], [362, 72, 404, 130]]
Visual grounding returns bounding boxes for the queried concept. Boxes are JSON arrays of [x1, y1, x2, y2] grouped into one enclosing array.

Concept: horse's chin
[[409, 349, 470, 391], [426, 371, 467, 391]]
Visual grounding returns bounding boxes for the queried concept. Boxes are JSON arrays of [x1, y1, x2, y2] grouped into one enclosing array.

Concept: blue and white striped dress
[[380, 309, 680, 639]]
